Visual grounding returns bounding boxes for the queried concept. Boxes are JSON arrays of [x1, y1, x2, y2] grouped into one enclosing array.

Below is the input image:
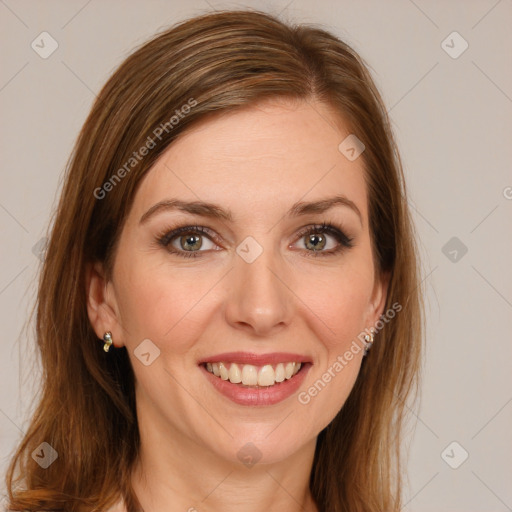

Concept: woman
[[6, 9, 423, 512]]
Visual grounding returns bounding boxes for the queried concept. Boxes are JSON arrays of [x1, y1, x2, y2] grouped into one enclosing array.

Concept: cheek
[[114, 258, 222, 353], [300, 261, 374, 423], [295, 261, 374, 350]]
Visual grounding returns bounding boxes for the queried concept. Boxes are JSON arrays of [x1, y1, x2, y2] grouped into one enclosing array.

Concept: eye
[[293, 222, 354, 257], [156, 222, 354, 259], [156, 225, 220, 258]]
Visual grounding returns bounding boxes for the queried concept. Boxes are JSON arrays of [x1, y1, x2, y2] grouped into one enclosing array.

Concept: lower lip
[[200, 363, 311, 406]]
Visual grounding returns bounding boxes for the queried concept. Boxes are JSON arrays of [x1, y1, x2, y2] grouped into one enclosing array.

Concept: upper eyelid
[[158, 225, 219, 246]]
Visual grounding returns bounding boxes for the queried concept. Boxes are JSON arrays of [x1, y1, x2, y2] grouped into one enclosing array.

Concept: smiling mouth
[[203, 361, 303, 387]]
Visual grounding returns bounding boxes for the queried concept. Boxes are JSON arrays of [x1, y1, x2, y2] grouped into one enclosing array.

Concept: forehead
[[132, 99, 368, 223]]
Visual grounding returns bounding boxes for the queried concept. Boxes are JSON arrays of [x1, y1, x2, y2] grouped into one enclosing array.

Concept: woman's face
[[88, 98, 388, 465]]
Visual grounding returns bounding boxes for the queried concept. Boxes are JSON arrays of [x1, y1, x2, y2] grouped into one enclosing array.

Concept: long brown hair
[[6, 9, 423, 512]]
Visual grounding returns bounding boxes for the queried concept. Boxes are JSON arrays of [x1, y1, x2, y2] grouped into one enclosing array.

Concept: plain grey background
[[1, 1, 511, 511]]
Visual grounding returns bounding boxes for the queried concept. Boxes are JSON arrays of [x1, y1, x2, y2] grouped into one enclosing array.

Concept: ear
[[365, 270, 391, 330], [85, 261, 125, 348]]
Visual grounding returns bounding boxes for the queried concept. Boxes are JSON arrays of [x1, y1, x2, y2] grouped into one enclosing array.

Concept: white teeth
[[228, 363, 242, 383], [241, 364, 258, 386], [258, 365, 275, 386], [275, 363, 285, 382], [218, 362, 229, 380], [204, 361, 303, 386]]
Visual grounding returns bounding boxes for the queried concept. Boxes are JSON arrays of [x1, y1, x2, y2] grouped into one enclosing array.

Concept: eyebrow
[[139, 194, 362, 225]]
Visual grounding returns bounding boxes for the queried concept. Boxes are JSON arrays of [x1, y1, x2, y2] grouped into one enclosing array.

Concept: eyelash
[[155, 221, 354, 259]]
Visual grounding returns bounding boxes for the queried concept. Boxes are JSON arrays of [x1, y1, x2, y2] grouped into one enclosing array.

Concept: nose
[[224, 246, 294, 337]]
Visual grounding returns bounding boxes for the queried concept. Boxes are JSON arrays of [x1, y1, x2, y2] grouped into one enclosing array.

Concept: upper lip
[[199, 351, 312, 366]]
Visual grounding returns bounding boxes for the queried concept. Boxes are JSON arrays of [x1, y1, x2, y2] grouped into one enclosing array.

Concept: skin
[[87, 98, 389, 512]]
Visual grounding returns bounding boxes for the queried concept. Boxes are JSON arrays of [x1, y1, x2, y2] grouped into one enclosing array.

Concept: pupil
[[181, 234, 202, 251]]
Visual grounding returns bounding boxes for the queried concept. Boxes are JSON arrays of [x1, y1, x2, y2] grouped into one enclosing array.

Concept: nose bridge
[[224, 241, 293, 334]]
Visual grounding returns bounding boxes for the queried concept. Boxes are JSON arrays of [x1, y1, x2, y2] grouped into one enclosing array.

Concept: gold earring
[[103, 331, 113, 352], [363, 331, 374, 356]]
